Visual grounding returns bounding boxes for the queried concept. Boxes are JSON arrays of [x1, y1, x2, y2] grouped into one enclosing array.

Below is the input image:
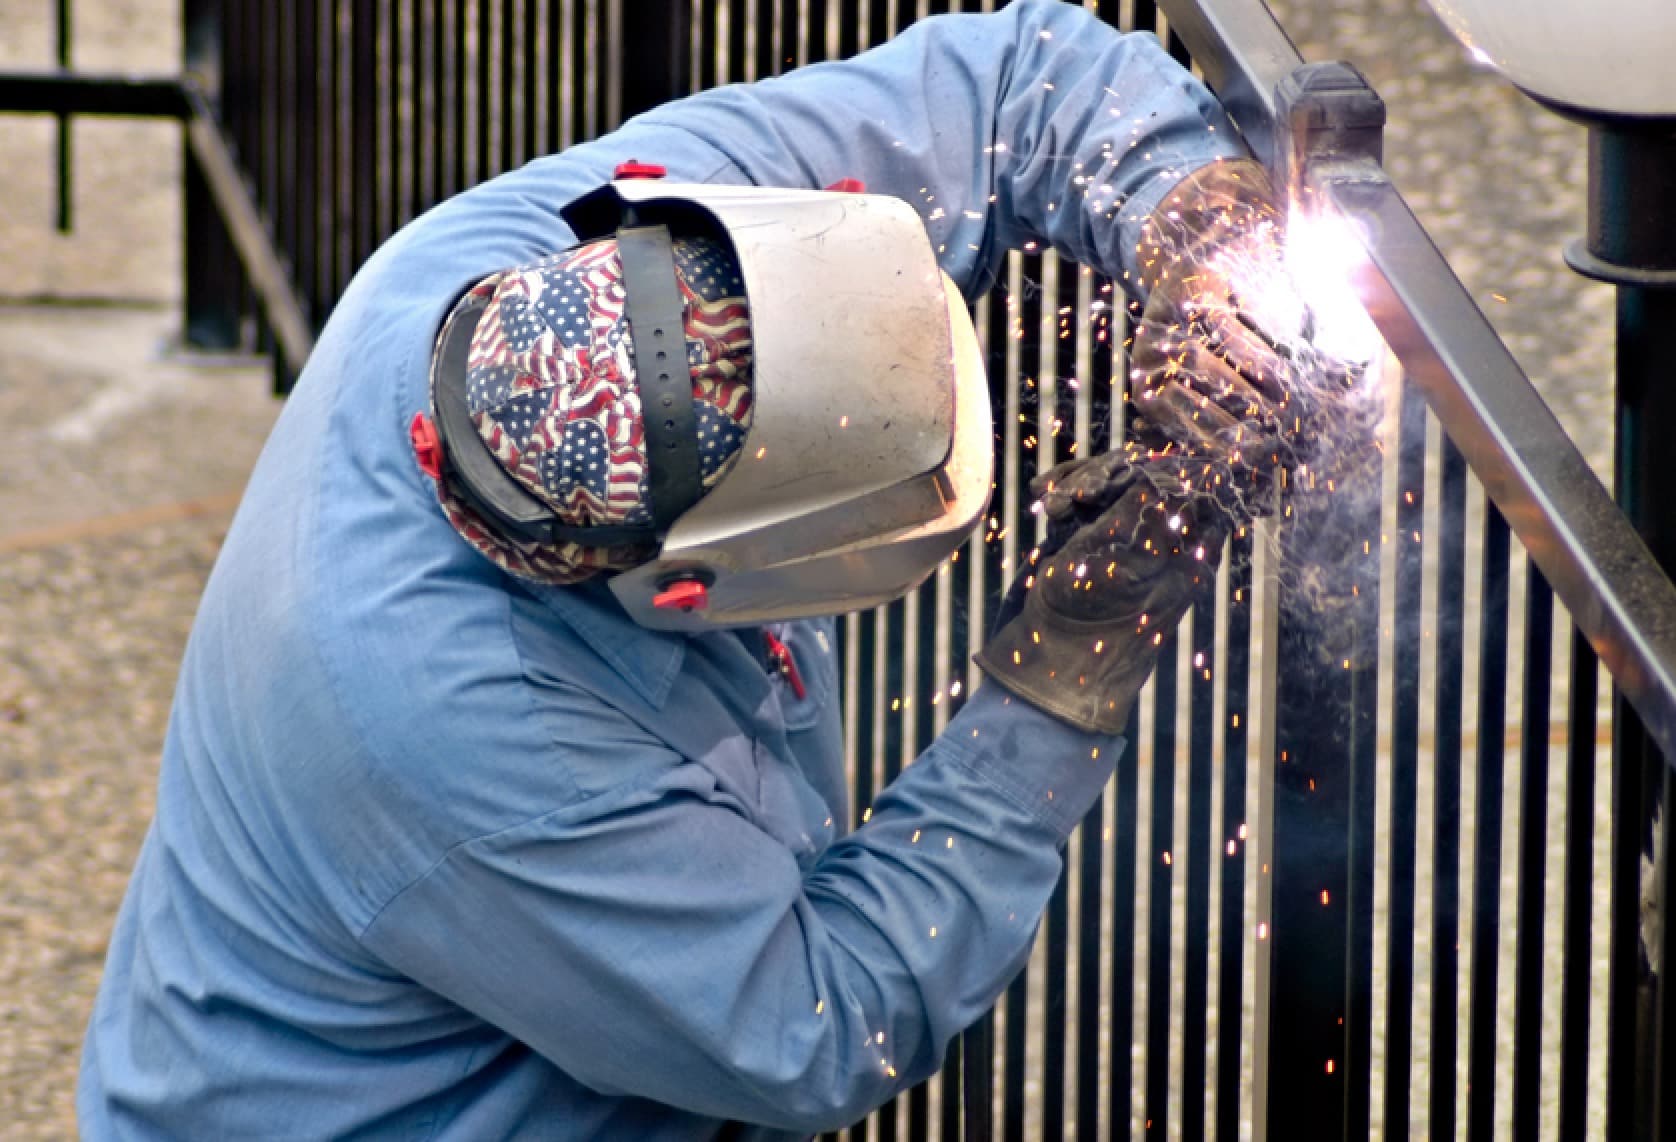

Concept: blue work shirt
[[79, 2, 1242, 1137]]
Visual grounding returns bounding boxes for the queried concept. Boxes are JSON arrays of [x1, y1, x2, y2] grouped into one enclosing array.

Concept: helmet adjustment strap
[[618, 222, 704, 532]]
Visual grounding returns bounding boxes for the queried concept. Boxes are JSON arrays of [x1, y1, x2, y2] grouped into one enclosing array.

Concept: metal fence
[[8, 0, 1676, 1138]]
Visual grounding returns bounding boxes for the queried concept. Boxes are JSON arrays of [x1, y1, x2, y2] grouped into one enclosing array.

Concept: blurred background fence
[[4, 1, 1675, 1138]]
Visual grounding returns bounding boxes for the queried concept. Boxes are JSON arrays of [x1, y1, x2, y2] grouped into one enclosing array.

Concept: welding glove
[[975, 450, 1224, 735], [1128, 158, 1355, 505]]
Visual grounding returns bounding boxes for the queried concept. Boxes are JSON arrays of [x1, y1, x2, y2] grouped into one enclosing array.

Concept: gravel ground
[[0, 517, 235, 1136], [0, 0, 1621, 1138]]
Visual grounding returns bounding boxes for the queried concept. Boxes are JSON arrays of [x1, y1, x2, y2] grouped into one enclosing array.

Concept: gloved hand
[[1124, 156, 1376, 677], [1127, 158, 1359, 513], [975, 450, 1225, 735]]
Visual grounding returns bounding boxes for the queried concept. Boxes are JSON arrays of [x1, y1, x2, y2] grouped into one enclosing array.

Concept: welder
[[79, 1, 1343, 1137]]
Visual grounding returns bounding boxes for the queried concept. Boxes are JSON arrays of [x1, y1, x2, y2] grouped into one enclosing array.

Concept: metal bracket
[[1272, 61, 1387, 196]]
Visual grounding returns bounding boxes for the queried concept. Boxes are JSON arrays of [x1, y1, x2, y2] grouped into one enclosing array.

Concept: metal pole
[[1564, 115, 1676, 1142], [182, 0, 245, 352], [1255, 472, 1382, 1142], [55, 0, 72, 231], [617, 0, 691, 119], [1252, 61, 1386, 1142]]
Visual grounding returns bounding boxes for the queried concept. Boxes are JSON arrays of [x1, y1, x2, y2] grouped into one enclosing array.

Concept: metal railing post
[[1251, 60, 1387, 1142], [54, 0, 73, 231], [1563, 118, 1676, 1141], [617, 0, 692, 121], [183, 0, 245, 351]]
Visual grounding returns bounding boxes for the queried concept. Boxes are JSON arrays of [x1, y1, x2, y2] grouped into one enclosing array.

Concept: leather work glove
[[975, 161, 1371, 735], [975, 450, 1225, 735], [1128, 158, 1361, 512], [1126, 157, 1376, 674]]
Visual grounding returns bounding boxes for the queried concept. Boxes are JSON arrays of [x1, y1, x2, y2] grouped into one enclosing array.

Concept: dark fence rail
[[7, 0, 1676, 1138]]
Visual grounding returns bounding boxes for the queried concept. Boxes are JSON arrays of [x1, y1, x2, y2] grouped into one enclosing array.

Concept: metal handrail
[[1160, 0, 1676, 764]]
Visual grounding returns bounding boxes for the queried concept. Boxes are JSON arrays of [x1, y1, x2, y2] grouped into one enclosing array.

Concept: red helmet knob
[[410, 413, 442, 480], [614, 160, 669, 180], [652, 578, 710, 612]]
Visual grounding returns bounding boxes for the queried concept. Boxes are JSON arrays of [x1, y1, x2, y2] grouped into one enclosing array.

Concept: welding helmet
[[418, 173, 992, 631]]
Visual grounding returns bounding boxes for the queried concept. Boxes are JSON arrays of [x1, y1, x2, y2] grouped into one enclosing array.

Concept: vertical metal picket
[[1253, 428, 1384, 1141], [1382, 378, 1426, 1139], [350, 0, 378, 270], [1511, 565, 1554, 1138], [1465, 505, 1511, 1142], [1145, 631, 1179, 1141], [1215, 528, 1253, 1142], [1428, 436, 1468, 1139], [54, 0, 72, 231], [1559, 629, 1599, 1141], [183, 0, 245, 351], [295, 0, 322, 327], [1181, 590, 1217, 1142]]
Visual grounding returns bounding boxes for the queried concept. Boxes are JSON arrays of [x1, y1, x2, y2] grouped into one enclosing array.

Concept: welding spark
[[1280, 205, 1382, 365]]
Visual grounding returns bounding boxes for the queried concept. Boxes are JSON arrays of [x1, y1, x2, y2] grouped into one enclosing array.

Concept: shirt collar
[[520, 578, 687, 710]]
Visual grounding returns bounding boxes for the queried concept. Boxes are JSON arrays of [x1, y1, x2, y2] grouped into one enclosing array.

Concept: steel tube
[[1042, 869, 1068, 1142], [560, 0, 578, 146], [1511, 564, 1554, 1139], [55, 0, 72, 231], [476, 0, 492, 178], [960, 1014, 992, 1142], [1001, 961, 1027, 1142], [1156, 0, 1302, 173], [1182, 594, 1217, 1142], [1316, 172, 1676, 766], [1465, 505, 1510, 1142], [0, 70, 190, 117], [1382, 377, 1427, 1141], [1428, 435, 1468, 1139], [1075, 790, 1103, 1140], [1108, 709, 1141, 1141], [1578, 118, 1676, 1142], [295, 0, 322, 330], [1146, 633, 1180, 1141], [1073, 265, 1105, 1142], [1256, 460, 1383, 1141], [936, 1035, 958, 1142], [180, 0, 244, 354], [1215, 530, 1253, 1142], [1558, 628, 1598, 1141]]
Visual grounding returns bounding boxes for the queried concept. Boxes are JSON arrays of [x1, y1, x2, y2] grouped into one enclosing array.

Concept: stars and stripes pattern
[[425, 235, 754, 584]]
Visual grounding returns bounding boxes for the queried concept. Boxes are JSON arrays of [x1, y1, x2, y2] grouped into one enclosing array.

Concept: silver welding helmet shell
[[562, 180, 992, 631]]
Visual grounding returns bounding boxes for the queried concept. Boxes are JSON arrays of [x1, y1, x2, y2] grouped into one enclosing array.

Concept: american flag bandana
[[425, 236, 754, 584]]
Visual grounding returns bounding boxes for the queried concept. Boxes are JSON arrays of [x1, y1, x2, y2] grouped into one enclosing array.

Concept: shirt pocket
[[773, 620, 836, 733]]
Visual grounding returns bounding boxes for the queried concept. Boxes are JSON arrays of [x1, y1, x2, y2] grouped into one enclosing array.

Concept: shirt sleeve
[[621, 0, 1246, 298], [359, 681, 1118, 1134]]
